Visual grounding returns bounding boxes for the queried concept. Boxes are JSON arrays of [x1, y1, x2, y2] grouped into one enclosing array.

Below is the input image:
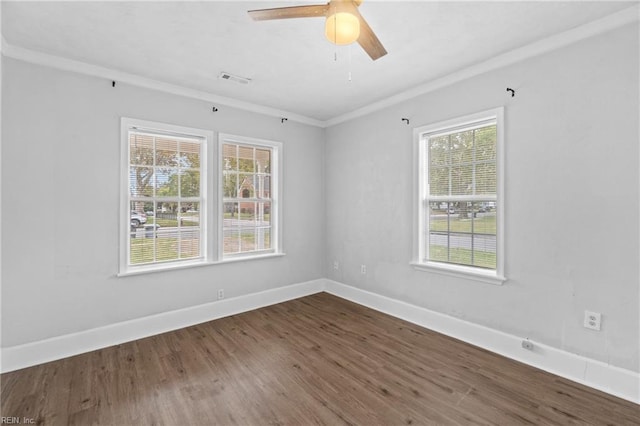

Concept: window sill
[[410, 261, 506, 286], [118, 253, 286, 277], [218, 252, 286, 265]]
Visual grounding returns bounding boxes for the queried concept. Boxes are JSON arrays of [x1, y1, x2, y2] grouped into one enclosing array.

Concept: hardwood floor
[[1, 292, 638, 425]]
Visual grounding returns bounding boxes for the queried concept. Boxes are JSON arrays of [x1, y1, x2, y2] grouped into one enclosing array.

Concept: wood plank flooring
[[1, 292, 639, 425]]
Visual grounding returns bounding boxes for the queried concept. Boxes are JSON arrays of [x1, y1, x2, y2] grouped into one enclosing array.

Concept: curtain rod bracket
[[401, 118, 410, 125], [506, 87, 515, 97]]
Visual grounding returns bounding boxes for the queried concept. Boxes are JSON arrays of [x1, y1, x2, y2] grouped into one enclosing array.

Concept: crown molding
[[325, 4, 640, 127], [0, 38, 325, 128], [2, 4, 638, 129]]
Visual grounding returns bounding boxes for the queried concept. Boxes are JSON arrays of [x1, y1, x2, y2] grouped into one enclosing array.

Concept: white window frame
[[411, 107, 506, 285], [119, 118, 214, 276], [120, 122, 285, 276], [218, 133, 284, 260]]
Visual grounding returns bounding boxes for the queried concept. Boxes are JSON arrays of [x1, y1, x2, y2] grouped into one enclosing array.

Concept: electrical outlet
[[360, 264, 366, 274], [521, 339, 534, 350], [218, 289, 225, 300], [333, 260, 339, 270], [584, 311, 601, 331]]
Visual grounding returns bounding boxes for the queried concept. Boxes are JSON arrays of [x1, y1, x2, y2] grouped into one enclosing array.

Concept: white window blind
[[121, 118, 211, 274], [414, 108, 505, 283], [120, 122, 283, 275]]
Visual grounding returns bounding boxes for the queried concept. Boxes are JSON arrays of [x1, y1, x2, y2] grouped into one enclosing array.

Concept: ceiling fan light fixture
[[325, 12, 360, 45]]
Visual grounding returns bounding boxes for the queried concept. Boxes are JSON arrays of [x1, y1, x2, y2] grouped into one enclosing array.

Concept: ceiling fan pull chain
[[349, 44, 353, 83], [333, 5, 338, 62], [348, 44, 353, 82]]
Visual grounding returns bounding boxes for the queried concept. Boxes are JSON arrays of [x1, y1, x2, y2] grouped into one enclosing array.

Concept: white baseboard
[[0, 279, 325, 374], [2, 277, 637, 405], [324, 279, 639, 405]]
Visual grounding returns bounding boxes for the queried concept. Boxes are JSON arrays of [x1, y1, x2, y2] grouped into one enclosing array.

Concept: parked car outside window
[[130, 211, 147, 227]]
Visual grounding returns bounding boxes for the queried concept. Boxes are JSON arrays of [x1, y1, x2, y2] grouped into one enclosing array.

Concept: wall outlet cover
[[583, 311, 602, 331]]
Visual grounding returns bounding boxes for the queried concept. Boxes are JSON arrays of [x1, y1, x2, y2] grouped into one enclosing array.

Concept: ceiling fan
[[248, 0, 387, 60]]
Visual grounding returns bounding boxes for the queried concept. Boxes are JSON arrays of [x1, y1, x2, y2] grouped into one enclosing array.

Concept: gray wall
[[1, 58, 326, 347], [2, 23, 638, 375], [324, 24, 639, 372]]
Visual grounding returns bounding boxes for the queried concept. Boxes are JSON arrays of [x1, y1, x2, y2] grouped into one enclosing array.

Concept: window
[[219, 134, 282, 259], [120, 122, 283, 275], [413, 108, 505, 284], [120, 118, 283, 275], [120, 118, 212, 274]]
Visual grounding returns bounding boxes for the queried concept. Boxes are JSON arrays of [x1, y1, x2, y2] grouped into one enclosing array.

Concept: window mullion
[[471, 130, 476, 266], [447, 134, 452, 197], [152, 135, 157, 263]]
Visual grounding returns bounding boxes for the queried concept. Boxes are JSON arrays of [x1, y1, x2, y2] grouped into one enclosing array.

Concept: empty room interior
[[1, 1, 639, 425]]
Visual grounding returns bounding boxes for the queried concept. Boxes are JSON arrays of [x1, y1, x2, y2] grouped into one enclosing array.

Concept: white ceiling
[[1, 1, 636, 123]]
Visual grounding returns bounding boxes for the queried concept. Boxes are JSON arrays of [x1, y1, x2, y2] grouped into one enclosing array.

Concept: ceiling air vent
[[219, 72, 251, 85]]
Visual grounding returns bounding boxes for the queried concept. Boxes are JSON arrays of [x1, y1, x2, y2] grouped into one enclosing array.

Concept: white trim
[[1, 279, 637, 404], [120, 117, 214, 275], [218, 133, 284, 260], [413, 107, 505, 283], [324, 280, 640, 405], [410, 262, 506, 286], [496, 107, 505, 278], [2, 5, 638, 129], [115, 253, 287, 278], [0, 279, 325, 374], [325, 4, 640, 127]]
